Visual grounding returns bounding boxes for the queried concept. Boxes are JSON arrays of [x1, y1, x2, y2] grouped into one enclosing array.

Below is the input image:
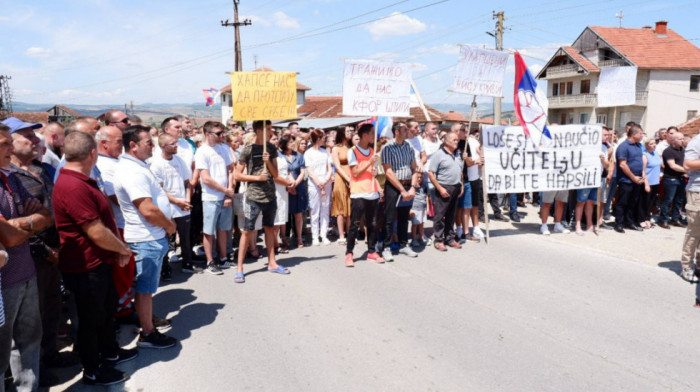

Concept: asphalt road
[[51, 204, 698, 391]]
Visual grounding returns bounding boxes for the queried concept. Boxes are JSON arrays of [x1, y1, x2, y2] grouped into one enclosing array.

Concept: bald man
[[103, 110, 131, 131], [54, 120, 106, 189], [41, 122, 65, 169]]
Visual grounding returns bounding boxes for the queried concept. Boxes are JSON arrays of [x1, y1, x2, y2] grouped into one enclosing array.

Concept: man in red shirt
[[53, 132, 135, 386]]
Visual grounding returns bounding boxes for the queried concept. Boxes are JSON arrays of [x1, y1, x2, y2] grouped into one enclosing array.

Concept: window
[[552, 84, 559, 96], [581, 80, 590, 94], [560, 113, 567, 124], [691, 75, 700, 92], [559, 82, 566, 96], [580, 113, 589, 123], [566, 81, 573, 95], [597, 114, 607, 125], [689, 110, 698, 120]]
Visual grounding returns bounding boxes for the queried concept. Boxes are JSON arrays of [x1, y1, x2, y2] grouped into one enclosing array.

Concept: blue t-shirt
[[643, 150, 662, 186], [616, 140, 644, 184]]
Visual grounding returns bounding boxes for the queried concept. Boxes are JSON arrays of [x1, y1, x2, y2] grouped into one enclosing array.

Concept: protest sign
[[453, 45, 509, 98], [230, 72, 297, 121], [597, 66, 638, 108], [483, 124, 603, 193], [342, 59, 411, 117]]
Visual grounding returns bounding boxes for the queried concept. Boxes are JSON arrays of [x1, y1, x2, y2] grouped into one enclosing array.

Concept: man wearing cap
[[0, 118, 54, 391]]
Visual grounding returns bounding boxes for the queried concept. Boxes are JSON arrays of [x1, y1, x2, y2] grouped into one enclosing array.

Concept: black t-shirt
[[662, 146, 685, 179], [457, 139, 469, 182]]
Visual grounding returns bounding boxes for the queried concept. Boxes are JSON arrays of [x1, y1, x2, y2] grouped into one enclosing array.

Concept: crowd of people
[[0, 110, 695, 389]]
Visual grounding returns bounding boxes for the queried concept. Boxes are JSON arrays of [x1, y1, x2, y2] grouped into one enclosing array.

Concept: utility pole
[[221, 0, 252, 72], [0, 75, 13, 117], [492, 11, 504, 127]]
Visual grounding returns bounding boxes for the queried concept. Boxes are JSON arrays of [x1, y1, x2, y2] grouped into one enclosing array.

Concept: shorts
[[130, 237, 168, 294], [244, 198, 276, 230], [411, 209, 426, 225], [469, 179, 482, 207], [459, 183, 473, 209], [576, 187, 598, 203], [542, 190, 568, 204], [203, 200, 233, 235]]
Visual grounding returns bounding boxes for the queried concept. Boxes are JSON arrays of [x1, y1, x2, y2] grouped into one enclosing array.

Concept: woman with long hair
[[331, 127, 353, 244], [271, 134, 294, 252], [305, 129, 333, 245], [288, 136, 309, 247]]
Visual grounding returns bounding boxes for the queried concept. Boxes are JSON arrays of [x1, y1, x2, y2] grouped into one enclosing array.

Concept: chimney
[[654, 20, 668, 35]]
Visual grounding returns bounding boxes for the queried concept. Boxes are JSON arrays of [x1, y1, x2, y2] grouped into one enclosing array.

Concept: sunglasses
[[209, 131, 224, 136], [113, 118, 129, 124]]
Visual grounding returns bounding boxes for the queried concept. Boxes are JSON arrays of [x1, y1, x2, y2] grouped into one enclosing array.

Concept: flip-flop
[[268, 265, 291, 275], [234, 272, 245, 283]]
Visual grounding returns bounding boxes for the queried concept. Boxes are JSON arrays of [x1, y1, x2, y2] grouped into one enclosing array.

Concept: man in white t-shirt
[[420, 122, 441, 169], [150, 134, 197, 275], [194, 121, 234, 275], [114, 125, 177, 349], [158, 117, 194, 172], [406, 120, 427, 169], [40, 122, 64, 169]]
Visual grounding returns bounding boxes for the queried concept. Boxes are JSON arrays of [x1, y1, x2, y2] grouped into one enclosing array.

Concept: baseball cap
[[1, 117, 42, 133]]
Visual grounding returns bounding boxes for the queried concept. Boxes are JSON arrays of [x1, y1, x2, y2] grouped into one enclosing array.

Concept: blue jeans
[[509, 193, 518, 216], [130, 238, 169, 294], [604, 177, 618, 217], [660, 177, 685, 223]]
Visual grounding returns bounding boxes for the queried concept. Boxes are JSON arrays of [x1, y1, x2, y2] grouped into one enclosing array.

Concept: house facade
[[537, 21, 700, 135]]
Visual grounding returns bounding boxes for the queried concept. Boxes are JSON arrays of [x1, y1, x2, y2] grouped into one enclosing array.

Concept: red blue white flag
[[513, 52, 551, 148], [202, 88, 218, 107]]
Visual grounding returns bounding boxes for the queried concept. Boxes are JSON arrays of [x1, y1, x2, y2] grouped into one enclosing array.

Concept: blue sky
[[1, 0, 698, 110]]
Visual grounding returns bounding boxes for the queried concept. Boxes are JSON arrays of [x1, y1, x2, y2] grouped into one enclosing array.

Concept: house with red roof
[[536, 21, 700, 135]]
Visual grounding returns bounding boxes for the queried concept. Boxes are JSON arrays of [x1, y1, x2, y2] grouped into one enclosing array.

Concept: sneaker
[[312, 239, 321, 246], [322, 237, 332, 245], [553, 223, 570, 234], [458, 234, 467, 244], [382, 249, 395, 262], [509, 213, 521, 223], [206, 261, 223, 275], [137, 330, 177, 349], [82, 367, 129, 386], [422, 236, 432, 246], [345, 253, 354, 268], [367, 252, 385, 264], [472, 227, 485, 239], [152, 315, 172, 331], [218, 258, 232, 269], [102, 348, 138, 366], [181, 263, 203, 274], [681, 267, 697, 282], [168, 250, 181, 262], [160, 268, 172, 282], [398, 246, 418, 257], [410, 239, 421, 248], [193, 245, 205, 257], [493, 212, 510, 222], [540, 224, 551, 236]]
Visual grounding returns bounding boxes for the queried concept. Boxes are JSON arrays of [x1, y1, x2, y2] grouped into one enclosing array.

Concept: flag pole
[[410, 78, 431, 122]]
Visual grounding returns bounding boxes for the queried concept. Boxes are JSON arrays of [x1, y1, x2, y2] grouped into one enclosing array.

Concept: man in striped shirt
[[380, 121, 420, 261]]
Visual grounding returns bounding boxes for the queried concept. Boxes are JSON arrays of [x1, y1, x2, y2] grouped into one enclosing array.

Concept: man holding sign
[[234, 120, 289, 283]]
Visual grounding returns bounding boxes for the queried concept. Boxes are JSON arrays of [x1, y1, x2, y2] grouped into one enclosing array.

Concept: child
[[410, 172, 431, 248]]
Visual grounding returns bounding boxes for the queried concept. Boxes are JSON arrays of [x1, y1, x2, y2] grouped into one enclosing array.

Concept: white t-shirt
[[347, 146, 379, 200], [114, 154, 172, 242], [194, 143, 233, 201], [407, 136, 424, 162], [177, 138, 195, 170], [150, 154, 191, 218], [42, 148, 61, 169], [421, 136, 441, 168], [96, 154, 125, 228], [304, 147, 332, 183], [467, 137, 481, 181]]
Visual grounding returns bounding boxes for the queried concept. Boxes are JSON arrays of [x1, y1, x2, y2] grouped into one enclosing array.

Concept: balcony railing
[[547, 91, 649, 108], [544, 64, 579, 78], [598, 59, 627, 68]]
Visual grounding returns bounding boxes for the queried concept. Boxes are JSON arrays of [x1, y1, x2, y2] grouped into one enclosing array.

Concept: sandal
[[279, 246, 289, 254], [268, 265, 291, 275], [234, 272, 245, 284]]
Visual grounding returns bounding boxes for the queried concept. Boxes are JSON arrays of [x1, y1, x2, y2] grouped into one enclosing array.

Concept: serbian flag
[[372, 116, 394, 139], [514, 52, 551, 148], [202, 88, 218, 107]]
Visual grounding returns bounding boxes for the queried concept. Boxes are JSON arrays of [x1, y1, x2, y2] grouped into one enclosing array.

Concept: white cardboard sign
[[453, 45, 509, 97], [483, 124, 603, 193], [597, 66, 638, 108], [342, 59, 412, 117]]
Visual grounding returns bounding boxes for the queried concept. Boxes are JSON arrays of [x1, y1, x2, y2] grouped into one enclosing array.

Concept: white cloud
[[417, 43, 459, 56], [24, 47, 51, 58], [0, 16, 9, 22], [365, 12, 426, 40], [58, 88, 126, 98], [368, 52, 400, 60], [517, 43, 565, 63], [271, 12, 299, 29], [313, 10, 320, 16]]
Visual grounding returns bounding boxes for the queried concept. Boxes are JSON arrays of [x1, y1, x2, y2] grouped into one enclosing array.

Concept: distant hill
[[429, 102, 515, 119], [12, 102, 222, 126]]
